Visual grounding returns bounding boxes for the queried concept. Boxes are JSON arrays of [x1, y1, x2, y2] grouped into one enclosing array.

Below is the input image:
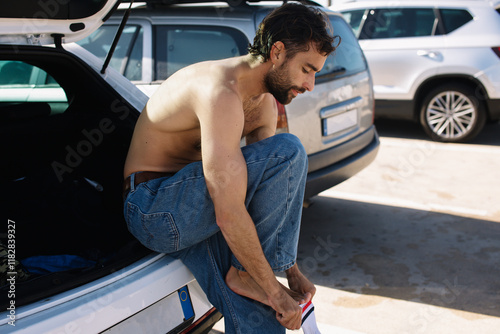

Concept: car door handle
[[417, 50, 442, 59]]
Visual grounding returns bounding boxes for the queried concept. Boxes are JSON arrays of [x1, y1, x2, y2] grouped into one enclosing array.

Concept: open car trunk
[[0, 44, 151, 309]]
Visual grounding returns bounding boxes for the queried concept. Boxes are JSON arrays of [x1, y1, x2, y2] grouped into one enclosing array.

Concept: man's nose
[[304, 74, 315, 92]]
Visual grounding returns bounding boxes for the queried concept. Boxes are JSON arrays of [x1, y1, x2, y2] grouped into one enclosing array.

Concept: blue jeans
[[124, 133, 307, 333]]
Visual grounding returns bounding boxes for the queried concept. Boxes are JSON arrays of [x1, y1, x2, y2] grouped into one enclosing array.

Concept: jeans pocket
[[126, 202, 179, 253]]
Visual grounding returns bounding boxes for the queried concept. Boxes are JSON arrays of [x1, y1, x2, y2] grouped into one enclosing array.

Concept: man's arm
[[197, 89, 301, 329]]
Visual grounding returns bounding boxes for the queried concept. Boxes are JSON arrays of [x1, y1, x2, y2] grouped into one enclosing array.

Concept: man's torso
[[123, 57, 276, 178]]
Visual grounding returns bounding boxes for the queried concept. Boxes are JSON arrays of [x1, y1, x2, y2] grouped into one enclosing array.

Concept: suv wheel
[[420, 84, 486, 142]]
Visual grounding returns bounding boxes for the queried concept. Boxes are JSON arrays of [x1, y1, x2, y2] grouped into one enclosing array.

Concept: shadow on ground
[[298, 195, 500, 317], [374, 119, 500, 146]]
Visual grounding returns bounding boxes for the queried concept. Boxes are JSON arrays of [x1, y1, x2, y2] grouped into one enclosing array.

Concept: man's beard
[[264, 61, 305, 105]]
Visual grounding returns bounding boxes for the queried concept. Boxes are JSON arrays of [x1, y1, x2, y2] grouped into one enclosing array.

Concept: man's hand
[[268, 288, 303, 330], [286, 264, 317, 302]]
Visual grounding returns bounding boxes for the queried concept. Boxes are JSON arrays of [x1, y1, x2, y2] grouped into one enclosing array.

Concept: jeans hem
[[230, 260, 296, 273]]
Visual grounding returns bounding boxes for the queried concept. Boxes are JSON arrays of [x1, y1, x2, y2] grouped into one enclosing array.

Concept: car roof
[[114, 1, 340, 22], [335, 0, 498, 10], [119, 0, 327, 8]]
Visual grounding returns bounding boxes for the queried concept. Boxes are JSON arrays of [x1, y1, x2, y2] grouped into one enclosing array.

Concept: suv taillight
[[276, 100, 289, 134], [492, 47, 500, 58]]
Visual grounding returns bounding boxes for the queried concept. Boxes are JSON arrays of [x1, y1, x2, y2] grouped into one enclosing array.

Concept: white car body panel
[[0, 1, 120, 45], [0, 43, 215, 333], [359, 36, 443, 100], [0, 2, 216, 331], [0, 254, 211, 333]]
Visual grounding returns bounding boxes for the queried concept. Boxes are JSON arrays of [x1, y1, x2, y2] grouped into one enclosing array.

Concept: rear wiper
[[316, 66, 347, 81], [101, 0, 134, 74]]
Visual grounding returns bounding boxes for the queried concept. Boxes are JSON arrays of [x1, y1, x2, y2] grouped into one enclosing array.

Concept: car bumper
[[305, 125, 380, 199], [0, 254, 214, 333]]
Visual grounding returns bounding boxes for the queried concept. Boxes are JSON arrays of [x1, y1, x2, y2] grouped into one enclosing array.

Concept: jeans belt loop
[[130, 172, 136, 192]]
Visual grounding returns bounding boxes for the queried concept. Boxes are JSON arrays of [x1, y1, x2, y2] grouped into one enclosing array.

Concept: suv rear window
[[439, 9, 473, 33], [316, 15, 366, 81]]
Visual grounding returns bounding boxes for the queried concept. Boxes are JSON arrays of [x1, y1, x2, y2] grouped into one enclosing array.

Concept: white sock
[[300, 301, 321, 334]]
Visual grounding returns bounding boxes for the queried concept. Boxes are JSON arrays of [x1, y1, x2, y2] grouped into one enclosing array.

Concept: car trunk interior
[[0, 45, 151, 308]]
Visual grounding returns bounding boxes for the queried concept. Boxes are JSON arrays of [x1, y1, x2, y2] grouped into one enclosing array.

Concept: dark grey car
[[78, 1, 379, 200]]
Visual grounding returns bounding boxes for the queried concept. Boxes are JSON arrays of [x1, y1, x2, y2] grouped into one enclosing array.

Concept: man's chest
[[242, 101, 264, 136]]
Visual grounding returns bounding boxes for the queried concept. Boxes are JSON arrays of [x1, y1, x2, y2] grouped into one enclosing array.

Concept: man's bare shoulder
[[143, 59, 241, 128], [157, 59, 242, 105]]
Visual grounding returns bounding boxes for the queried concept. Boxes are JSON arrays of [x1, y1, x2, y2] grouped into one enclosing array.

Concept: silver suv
[[338, 0, 500, 142], [78, 1, 379, 200]]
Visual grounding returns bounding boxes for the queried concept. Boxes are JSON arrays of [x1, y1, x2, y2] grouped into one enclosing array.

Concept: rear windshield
[[316, 15, 367, 82]]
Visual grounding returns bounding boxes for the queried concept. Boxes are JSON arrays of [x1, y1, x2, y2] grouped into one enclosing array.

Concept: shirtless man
[[123, 3, 337, 332]]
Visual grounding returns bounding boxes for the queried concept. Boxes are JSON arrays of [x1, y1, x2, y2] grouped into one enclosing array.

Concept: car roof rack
[[119, 0, 324, 8]]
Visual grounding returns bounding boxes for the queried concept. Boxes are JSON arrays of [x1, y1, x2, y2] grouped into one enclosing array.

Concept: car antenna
[[101, 0, 134, 74]]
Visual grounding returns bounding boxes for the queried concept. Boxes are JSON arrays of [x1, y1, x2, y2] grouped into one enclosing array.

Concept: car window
[[155, 26, 249, 80], [316, 15, 366, 82], [359, 8, 437, 39], [0, 61, 33, 85], [0, 61, 68, 114], [340, 10, 366, 37], [439, 9, 473, 33], [77, 25, 143, 81]]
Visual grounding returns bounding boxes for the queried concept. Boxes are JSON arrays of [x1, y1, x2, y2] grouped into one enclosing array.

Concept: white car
[[0, 1, 220, 333], [337, 0, 500, 142]]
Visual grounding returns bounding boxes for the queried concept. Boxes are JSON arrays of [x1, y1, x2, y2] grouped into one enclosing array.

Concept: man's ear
[[271, 41, 286, 65]]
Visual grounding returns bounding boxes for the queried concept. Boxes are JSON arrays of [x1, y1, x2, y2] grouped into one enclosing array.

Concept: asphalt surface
[[212, 119, 500, 334]]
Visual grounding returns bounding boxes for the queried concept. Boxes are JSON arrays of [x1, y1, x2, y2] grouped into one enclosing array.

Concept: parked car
[[0, 0, 221, 333], [0, 1, 377, 332], [77, 0, 380, 200], [337, 0, 500, 142]]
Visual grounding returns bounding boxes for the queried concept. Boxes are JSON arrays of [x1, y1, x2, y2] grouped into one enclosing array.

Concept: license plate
[[102, 285, 195, 334], [323, 109, 358, 136]]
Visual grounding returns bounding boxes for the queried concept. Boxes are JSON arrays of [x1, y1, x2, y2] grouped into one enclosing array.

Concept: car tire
[[420, 84, 486, 143]]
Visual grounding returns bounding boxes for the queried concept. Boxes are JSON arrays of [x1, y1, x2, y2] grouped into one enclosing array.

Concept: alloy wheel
[[425, 90, 476, 140]]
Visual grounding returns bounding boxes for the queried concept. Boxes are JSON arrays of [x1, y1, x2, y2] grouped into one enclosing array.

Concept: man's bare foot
[[226, 266, 270, 305], [285, 264, 316, 302], [226, 266, 309, 306]]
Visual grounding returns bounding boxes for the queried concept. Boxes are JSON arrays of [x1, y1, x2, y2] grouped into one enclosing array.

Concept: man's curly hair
[[249, 3, 340, 61]]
